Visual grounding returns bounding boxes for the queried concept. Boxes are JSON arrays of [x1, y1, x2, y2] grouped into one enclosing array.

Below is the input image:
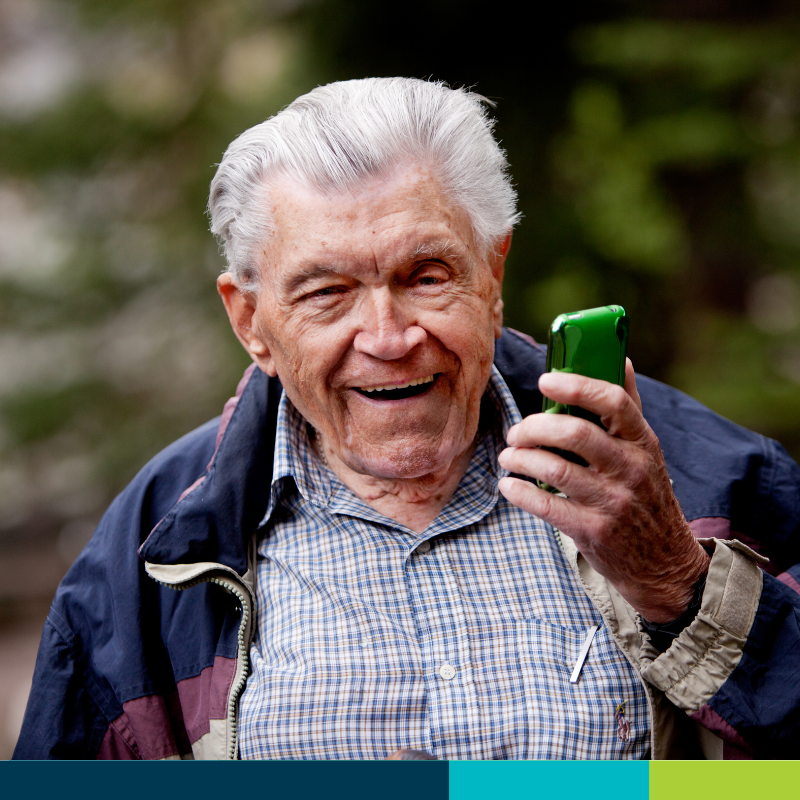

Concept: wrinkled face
[[232, 166, 506, 480]]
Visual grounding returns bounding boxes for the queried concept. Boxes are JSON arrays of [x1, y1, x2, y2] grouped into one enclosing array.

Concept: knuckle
[[538, 489, 557, 519], [624, 449, 648, 478], [644, 427, 662, 452], [548, 458, 572, 489], [607, 483, 635, 514], [629, 471, 650, 498], [568, 420, 593, 452], [608, 384, 629, 413], [589, 517, 612, 541]]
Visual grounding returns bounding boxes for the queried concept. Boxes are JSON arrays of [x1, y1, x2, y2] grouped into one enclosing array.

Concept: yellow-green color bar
[[651, 761, 800, 799]]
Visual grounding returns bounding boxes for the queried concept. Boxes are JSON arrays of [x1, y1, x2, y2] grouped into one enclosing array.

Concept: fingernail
[[507, 425, 518, 445]]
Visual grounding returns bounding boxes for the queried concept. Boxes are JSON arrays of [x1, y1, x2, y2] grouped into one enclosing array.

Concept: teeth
[[360, 374, 435, 393]]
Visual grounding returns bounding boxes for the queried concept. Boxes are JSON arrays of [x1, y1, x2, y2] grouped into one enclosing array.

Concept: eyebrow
[[411, 238, 459, 260]]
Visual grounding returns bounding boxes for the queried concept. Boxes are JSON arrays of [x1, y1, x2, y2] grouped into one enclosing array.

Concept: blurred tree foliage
[[1, 0, 799, 553], [0, 0, 312, 546]]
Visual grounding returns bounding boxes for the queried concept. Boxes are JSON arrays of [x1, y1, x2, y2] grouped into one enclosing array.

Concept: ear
[[217, 273, 278, 377], [490, 230, 512, 338]]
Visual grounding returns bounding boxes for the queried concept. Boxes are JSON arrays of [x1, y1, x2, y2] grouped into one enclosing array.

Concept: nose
[[353, 288, 427, 360]]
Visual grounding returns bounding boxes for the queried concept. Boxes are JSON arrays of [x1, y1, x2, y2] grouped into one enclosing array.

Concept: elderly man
[[15, 79, 800, 760]]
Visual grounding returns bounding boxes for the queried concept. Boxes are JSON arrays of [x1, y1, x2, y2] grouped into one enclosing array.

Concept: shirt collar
[[265, 391, 332, 517]]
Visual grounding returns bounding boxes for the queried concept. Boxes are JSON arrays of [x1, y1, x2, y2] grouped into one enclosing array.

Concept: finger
[[536, 371, 650, 443], [498, 445, 608, 501], [504, 413, 630, 472], [624, 358, 642, 414], [498, 475, 591, 533]]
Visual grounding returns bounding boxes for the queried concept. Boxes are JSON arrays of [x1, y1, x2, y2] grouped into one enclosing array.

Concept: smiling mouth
[[354, 374, 438, 400]]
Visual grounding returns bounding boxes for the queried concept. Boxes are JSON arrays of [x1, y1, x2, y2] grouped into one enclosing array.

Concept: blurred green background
[[1, 0, 800, 755]]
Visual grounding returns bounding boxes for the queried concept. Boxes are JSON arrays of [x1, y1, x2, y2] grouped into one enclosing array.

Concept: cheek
[[441, 298, 497, 362], [282, 345, 336, 399], [263, 322, 351, 410]]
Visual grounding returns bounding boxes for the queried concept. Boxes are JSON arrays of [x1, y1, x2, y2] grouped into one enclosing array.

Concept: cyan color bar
[[449, 760, 650, 800]]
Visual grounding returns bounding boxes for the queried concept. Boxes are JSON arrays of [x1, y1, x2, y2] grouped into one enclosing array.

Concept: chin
[[350, 442, 455, 481]]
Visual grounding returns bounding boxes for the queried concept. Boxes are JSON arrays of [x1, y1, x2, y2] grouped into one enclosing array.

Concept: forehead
[[262, 166, 476, 271]]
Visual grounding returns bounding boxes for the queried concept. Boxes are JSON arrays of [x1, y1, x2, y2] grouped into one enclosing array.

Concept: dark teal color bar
[[449, 760, 650, 800], [2, 761, 450, 800]]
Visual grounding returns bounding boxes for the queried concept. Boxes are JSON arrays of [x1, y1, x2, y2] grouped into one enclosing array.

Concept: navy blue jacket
[[13, 329, 800, 759]]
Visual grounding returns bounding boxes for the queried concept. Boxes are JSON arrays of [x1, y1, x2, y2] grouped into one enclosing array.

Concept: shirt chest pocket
[[514, 619, 649, 759]]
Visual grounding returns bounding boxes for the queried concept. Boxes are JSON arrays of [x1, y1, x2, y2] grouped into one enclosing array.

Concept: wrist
[[641, 572, 707, 652], [634, 540, 710, 623]]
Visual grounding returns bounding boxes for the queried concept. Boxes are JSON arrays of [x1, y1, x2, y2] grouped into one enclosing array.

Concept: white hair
[[208, 77, 520, 288]]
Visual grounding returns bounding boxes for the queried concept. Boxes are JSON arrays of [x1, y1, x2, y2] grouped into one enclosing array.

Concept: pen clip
[[570, 624, 598, 684]]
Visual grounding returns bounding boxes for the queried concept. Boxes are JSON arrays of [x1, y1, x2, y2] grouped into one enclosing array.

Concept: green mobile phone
[[538, 305, 629, 493]]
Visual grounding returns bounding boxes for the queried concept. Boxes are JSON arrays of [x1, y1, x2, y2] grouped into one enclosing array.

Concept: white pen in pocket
[[569, 625, 599, 684]]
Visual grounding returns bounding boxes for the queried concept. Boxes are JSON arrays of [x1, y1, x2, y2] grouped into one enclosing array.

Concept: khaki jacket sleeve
[[639, 539, 764, 713]]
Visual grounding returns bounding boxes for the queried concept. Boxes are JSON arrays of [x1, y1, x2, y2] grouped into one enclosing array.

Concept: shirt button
[[417, 540, 431, 555], [439, 664, 456, 680]]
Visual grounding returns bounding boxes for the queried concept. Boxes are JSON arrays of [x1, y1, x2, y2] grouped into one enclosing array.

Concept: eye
[[314, 285, 346, 296], [304, 283, 351, 301], [296, 283, 350, 307], [411, 262, 449, 287]]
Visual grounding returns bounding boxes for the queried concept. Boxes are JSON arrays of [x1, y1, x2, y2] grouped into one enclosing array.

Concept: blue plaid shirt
[[238, 367, 650, 759]]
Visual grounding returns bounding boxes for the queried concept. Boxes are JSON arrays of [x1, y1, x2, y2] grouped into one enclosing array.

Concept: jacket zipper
[[208, 576, 251, 760], [151, 570, 253, 760]]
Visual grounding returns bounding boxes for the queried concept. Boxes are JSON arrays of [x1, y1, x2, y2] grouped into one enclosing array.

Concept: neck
[[314, 434, 476, 534]]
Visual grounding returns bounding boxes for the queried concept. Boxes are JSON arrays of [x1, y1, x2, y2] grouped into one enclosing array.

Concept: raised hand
[[497, 359, 709, 623]]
